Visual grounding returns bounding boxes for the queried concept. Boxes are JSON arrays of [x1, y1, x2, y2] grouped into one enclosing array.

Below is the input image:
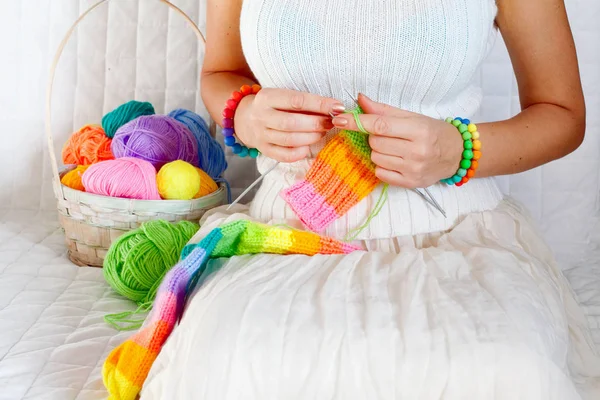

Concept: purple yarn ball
[[111, 115, 199, 170]]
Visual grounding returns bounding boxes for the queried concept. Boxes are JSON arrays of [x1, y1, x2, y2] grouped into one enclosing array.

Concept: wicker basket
[[46, 0, 227, 267]]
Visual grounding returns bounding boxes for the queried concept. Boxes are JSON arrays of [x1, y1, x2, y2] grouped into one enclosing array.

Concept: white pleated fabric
[[141, 0, 600, 397], [142, 200, 600, 399], [240, 0, 503, 239]]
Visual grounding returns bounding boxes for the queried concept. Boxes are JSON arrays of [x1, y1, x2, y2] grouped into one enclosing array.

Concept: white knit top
[[239, 0, 504, 239]]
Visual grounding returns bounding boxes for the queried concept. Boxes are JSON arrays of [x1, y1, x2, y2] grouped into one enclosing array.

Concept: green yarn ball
[[103, 220, 199, 305], [102, 100, 155, 138]]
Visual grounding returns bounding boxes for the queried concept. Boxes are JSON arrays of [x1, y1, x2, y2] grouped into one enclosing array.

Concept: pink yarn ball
[[110, 115, 199, 170], [82, 157, 161, 200]]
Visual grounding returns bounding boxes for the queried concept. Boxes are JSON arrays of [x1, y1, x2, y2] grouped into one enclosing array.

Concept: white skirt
[[141, 199, 600, 400]]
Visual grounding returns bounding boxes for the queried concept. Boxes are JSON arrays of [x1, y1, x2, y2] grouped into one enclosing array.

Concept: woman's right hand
[[233, 88, 346, 163]]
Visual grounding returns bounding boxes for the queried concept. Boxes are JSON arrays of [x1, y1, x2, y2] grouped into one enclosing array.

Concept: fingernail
[[332, 117, 348, 126], [332, 104, 346, 114]]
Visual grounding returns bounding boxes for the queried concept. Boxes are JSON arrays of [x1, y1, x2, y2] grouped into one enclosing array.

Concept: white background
[[0, 0, 598, 270]]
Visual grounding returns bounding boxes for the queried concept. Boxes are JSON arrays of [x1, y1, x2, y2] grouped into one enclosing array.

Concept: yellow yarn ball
[[157, 160, 200, 200], [193, 167, 219, 198], [61, 165, 90, 191]]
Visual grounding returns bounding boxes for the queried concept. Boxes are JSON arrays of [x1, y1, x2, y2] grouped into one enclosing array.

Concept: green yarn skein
[[102, 100, 155, 138], [103, 220, 199, 306]]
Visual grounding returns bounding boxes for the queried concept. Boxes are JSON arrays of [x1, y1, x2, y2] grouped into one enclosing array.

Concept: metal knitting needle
[[342, 90, 446, 218], [227, 162, 279, 210], [227, 111, 338, 210], [423, 187, 446, 218]]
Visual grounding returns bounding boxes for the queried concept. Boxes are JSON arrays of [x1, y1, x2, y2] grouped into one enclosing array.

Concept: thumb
[[357, 93, 414, 118]]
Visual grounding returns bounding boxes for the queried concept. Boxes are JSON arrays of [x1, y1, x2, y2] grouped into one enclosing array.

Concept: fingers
[[368, 135, 410, 157], [375, 167, 415, 188], [263, 88, 346, 116], [266, 109, 334, 132], [357, 93, 416, 118], [265, 129, 324, 147], [370, 151, 405, 171], [332, 113, 420, 139], [261, 144, 311, 163]]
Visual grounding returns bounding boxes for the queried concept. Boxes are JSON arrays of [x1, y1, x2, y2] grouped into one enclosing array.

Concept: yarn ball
[[194, 167, 218, 198], [102, 100, 155, 138], [168, 109, 228, 179], [103, 220, 199, 304], [60, 165, 90, 191], [157, 160, 200, 200], [111, 115, 199, 170], [62, 124, 114, 165], [82, 157, 161, 200]]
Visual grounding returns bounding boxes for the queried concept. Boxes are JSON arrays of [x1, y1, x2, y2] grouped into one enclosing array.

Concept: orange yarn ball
[[193, 167, 219, 198], [62, 124, 114, 165], [61, 165, 90, 191]]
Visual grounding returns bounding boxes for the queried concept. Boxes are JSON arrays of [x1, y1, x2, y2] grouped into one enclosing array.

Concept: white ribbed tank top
[[240, 0, 504, 239]]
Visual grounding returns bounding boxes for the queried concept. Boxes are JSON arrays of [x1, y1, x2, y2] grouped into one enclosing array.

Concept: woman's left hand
[[332, 94, 464, 188]]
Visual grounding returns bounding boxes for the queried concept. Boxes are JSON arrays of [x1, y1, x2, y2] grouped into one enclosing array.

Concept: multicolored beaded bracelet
[[222, 84, 261, 158], [441, 117, 482, 187]]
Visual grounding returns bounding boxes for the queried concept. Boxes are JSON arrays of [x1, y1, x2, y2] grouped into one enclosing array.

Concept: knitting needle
[[227, 162, 278, 210], [423, 187, 446, 218], [227, 111, 338, 210], [341, 90, 446, 218]]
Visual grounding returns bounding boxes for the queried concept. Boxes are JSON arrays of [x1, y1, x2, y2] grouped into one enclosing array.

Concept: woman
[[142, 0, 600, 398]]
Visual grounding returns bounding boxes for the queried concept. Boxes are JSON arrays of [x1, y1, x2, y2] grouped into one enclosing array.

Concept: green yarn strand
[[102, 100, 155, 138], [103, 220, 199, 330], [344, 183, 389, 241]]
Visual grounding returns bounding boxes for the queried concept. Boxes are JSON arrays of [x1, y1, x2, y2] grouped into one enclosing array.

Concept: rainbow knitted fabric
[[102, 219, 359, 400], [281, 129, 380, 232]]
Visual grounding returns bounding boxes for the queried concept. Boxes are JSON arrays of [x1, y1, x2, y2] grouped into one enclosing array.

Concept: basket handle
[[45, 0, 208, 201]]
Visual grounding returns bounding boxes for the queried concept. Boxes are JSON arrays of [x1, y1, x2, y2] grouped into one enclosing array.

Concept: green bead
[[248, 148, 259, 158], [463, 149, 474, 160], [460, 159, 472, 169], [462, 132, 472, 140], [445, 117, 453, 123], [458, 123, 468, 133], [452, 175, 462, 183], [457, 168, 467, 177], [464, 140, 473, 149], [452, 119, 462, 127]]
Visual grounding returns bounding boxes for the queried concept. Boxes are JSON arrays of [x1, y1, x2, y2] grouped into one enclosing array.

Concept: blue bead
[[238, 146, 249, 157], [452, 175, 462, 183], [232, 143, 243, 154], [462, 119, 470, 125], [224, 136, 236, 146], [455, 117, 463, 123], [222, 128, 235, 137]]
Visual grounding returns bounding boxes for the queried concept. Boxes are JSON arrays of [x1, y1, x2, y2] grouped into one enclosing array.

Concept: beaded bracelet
[[441, 117, 481, 187], [221, 84, 261, 158]]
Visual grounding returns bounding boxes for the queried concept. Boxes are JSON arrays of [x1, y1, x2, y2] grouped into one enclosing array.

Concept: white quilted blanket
[[0, 211, 135, 400]]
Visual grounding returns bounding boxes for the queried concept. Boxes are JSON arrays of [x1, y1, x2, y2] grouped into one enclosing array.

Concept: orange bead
[[461, 177, 469, 184], [472, 140, 481, 150], [471, 160, 479, 170], [472, 150, 482, 160], [240, 85, 252, 95], [251, 84, 262, 94], [466, 169, 475, 178], [232, 91, 243, 102]]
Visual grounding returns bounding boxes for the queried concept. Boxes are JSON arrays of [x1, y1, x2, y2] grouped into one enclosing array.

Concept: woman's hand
[[332, 94, 463, 188], [234, 88, 346, 163]]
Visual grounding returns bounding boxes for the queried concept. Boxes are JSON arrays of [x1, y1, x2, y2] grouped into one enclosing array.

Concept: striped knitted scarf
[[102, 219, 360, 400], [281, 127, 380, 232]]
